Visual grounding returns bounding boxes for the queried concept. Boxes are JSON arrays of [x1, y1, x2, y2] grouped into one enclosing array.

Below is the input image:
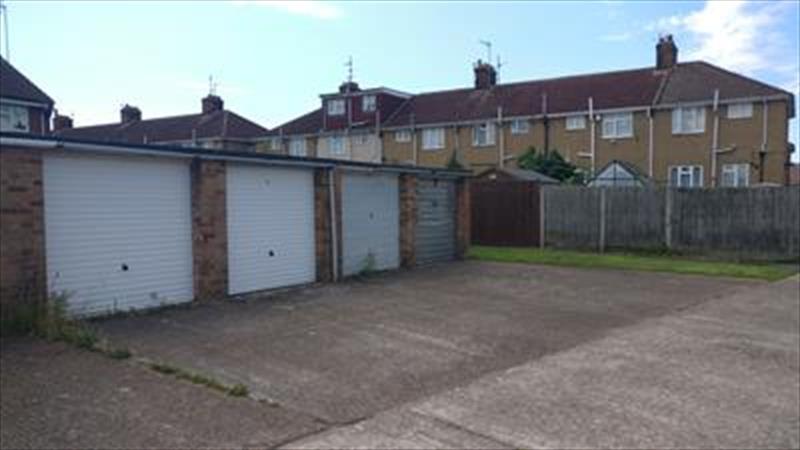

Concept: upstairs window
[[510, 119, 530, 135], [721, 163, 749, 187], [566, 115, 586, 131], [0, 105, 29, 132], [672, 107, 705, 134], [472, 122, 496, 147], [327, 99, 345, 116], [394, 130, 411, 142], [601, 112, 633, 139], [422, 128, 445, 150], [362, 95, 376, 112], [289, 138, 307, 157], [669, 165, 703, 188], [328, 135, 346, 155], [727, 102, 753, 119]]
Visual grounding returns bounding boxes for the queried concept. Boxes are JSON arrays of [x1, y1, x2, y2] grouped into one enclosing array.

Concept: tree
[[517, 146, 584, 184]]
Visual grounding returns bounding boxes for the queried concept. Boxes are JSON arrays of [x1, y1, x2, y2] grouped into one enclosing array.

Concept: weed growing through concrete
[[148, 362, 249, 398], [1, 292, 133, 359]]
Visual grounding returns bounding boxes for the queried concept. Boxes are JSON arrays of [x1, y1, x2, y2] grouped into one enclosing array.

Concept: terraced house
[[268, 36, 795, 187]]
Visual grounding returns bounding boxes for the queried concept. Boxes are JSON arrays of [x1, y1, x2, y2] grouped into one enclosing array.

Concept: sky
[[1, 0, 798, 159]]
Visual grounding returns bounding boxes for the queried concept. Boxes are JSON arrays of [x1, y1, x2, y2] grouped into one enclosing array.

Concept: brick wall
[[191, 159, 228, 300], [314, 169, 333, 282], [0, 147, 46, 313], [455, 177, 471, 258], [399, 174, 417, 267]]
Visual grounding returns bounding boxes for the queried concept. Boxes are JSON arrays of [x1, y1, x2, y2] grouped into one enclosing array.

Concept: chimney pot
[[53, 114, 73, 131], [656, 34, 678, 70], [120, 104, 141, 123], [202, 94, 224, 114], [473, 60, 497, 89]]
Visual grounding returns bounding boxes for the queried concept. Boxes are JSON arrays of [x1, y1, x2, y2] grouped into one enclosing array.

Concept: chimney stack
[[338, 81, 360, 93], [202, 94, 224, 114], [120, 104, 141, 123], [656, 34, 678, 70], [474, 60, 497, 89], [52, 114, 73, 131]]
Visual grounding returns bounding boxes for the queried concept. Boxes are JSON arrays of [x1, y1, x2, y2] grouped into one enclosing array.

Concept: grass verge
[[148, 362, 249, 398], [469, 246, 798, 281]]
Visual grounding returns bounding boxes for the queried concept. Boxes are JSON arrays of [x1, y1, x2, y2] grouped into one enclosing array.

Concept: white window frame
[[327, 99, 345, 116], [362, 95, 376, 112], [328, 135, 346, 155], [601, 112, 633, 139], [727, 102, 753, 119], [269, 137, 282, 151], [0, 104, 30, 132], [288, 138, 307, 157], [510, 119, 530, 135], [672, 107, 706, 134], [472, 122, 496, 147], [721, 163, 749, 187], [669, 165, 704, 188], [565, 115, 586, 131], [394, 130, 411, 143], [422, 128, 445, 150]]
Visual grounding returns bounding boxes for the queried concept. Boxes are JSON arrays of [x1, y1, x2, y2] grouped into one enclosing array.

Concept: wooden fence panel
[[471, 182, 540, 246], [543, 186, 601, 250], [672, 187, 800, 260], [541, 186, 800, 260], [605, 187, 666, 250]]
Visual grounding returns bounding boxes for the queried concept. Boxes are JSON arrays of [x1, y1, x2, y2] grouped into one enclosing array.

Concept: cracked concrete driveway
[[2, 261, 798, 449]]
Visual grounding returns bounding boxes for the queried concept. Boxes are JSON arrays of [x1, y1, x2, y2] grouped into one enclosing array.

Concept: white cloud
[[647, 0, 791, 75], [232, 0, 342, 19], [600, 32, 632, 42]]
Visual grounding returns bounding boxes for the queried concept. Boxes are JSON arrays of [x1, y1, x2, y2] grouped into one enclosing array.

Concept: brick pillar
[[191, 159, 228, 301], [455, 177, 471, 259], [314, 168, 334, 282], [0, 148, 46, 314], [399, 174, 418, 268]]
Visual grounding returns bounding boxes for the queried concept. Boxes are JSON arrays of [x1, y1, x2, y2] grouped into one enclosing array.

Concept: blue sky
[[2, 0, 798, 155]]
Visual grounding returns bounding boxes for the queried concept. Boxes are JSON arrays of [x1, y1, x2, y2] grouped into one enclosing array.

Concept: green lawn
[[468, 246, 798, 281]]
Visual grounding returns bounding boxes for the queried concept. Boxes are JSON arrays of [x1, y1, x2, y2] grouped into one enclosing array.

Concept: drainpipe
[[711, 89, 720, 187], [760, 99, 769, 183], [542, 93, 549, 154], [648, 107, 654, 178], [497, 106, 504, 168], [376, 109, 382, 163], [411, 113, 418, 166], [588, 97, 596, 176], [328, 168, 339, 281]]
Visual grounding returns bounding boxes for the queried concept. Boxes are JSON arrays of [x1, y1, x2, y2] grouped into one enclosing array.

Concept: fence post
[[599, 188, 606, 253], [664, 188, 673, 250]]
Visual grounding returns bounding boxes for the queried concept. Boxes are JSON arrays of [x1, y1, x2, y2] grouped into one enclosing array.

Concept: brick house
[[0, 56, 54, 135], [54, 94, 268, 151], [271, 36, 795, 187], [259, 82, 410, 162]]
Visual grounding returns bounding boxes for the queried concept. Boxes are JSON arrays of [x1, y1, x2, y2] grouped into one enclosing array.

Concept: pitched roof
[[384, 66, 667, 127], [657, 61, 793, 105], [272, 60, 794, 134], [0, 56, 54, 106], [56, 109, 268, 144], [588, 160, 652, 187], [267, 108, 322, 136]]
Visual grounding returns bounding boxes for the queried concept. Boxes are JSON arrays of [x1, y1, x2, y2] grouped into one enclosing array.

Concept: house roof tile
[[0, 56, 54, 106], [56, 109, 268, 143]]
